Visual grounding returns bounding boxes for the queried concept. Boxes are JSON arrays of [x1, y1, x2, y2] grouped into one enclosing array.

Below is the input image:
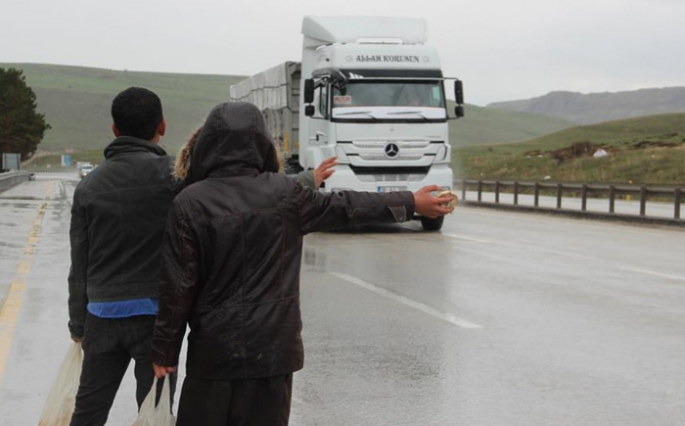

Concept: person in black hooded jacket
[[150, 102, 455, 425]]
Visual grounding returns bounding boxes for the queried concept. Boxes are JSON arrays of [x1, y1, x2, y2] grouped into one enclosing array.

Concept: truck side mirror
[[305, 105, 315, 117], [304, 79, 315, 104], [455, 105, 465, 118], [454, 80, 464, 105]]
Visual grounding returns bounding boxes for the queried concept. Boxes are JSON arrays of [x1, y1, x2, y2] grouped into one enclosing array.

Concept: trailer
[[229, 62, 303, 173]]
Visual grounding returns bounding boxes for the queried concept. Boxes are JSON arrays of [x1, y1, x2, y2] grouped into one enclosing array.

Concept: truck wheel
[[285, 157, 304, 174], [420, 216, 444, 231]]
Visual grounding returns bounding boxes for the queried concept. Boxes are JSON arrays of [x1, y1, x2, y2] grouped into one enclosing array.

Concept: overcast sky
[[2, 0, 684, 105]]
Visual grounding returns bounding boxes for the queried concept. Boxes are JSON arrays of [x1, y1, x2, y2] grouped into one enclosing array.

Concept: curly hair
[[174, 125, 203, 180]]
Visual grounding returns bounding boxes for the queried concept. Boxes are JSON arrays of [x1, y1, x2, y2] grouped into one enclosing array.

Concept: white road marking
[[616, 266, 685, 282], [329, 272, 481, 329], [442, 233, 492, 244]]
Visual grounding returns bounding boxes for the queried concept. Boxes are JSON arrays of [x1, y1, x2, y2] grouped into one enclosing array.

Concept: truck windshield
[[332, 81, 445, 109]]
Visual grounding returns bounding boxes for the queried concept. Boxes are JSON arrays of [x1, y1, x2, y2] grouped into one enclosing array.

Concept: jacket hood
[[188, 102, 279, 184], [104, 136, 167, 159]]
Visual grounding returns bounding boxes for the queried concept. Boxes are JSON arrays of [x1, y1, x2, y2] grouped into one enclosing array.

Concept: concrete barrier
[[0, 171, 31, 193]]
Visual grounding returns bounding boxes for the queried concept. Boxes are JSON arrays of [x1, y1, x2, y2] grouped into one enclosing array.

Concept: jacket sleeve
[[67, 188, 88, 339], [296, 184, 416, 234], [288, 170, 317, 190], [152, 197, 201, 367]]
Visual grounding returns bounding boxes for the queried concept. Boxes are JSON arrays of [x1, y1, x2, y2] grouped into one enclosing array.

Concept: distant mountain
[[487, 87, 685, 125]]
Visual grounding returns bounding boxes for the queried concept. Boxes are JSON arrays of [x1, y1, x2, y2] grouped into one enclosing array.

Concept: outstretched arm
[[296, 184, 455, 234]]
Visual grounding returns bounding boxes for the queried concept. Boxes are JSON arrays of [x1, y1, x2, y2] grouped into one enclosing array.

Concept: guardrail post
[[609, 186, 616, 214], [477, 181, 482, 202], [495, 181, 500, 204], [640, 186, 647, 216], [556, 183, 563, 209], [513, 182, 519, 205], [675, 188, 682, 220], [581, 184, 588, 211], [534, 183, 540, 207], [461, 179, 466, 201]]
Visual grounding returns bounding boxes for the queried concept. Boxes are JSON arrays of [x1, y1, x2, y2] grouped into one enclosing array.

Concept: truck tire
[[420, 216, 444, 231], [284, 157, 304, 175]]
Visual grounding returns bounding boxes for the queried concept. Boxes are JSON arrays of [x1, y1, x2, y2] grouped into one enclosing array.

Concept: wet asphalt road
[[0, 176, 684, 425]]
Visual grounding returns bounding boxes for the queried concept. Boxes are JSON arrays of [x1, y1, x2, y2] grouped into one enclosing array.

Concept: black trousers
[[177, 374, 292, 426], [70, 313, 177, 426]]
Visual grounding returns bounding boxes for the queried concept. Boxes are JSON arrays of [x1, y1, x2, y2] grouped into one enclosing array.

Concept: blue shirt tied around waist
[[88, 298, 158, 318]]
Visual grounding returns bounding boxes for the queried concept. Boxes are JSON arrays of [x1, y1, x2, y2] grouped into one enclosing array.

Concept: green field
[[3, 63, 246, 157], [3, 63, 574, 164], [453, 113, 685, 184], [448, 102, 574, 147]]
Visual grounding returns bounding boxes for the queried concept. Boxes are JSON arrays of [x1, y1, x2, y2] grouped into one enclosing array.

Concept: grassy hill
[[3, 63, 246, 156], [3, 63, 574, 165], [453, 113, 685, 184], [449, 102, 574, 147]]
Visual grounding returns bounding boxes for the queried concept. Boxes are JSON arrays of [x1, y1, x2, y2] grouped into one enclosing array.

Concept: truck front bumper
[[322, 164, 453, 194]]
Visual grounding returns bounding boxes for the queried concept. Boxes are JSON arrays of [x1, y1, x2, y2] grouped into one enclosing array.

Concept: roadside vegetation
[[0, 68, 50, 162], [453, 113, 685, 185]]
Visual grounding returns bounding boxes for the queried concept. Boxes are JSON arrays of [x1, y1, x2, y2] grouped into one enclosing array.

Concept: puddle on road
[[0, 196, 45, 201], [0, 203, 37, 210]]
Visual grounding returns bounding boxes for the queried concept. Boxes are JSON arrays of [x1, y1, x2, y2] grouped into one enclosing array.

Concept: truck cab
[[299, 16, 463, 230]]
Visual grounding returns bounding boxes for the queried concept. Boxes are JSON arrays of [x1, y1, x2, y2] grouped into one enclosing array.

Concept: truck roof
[[302, 16, 427, 45]]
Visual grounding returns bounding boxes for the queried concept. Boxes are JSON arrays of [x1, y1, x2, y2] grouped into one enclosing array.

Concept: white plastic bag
[[38, 342, 83, 426], [131, 376, 176, 426]]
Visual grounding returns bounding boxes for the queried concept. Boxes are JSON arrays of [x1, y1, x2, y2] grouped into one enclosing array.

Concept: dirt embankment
[[525, 132, 685, 164], [525, 141, 613, 164]]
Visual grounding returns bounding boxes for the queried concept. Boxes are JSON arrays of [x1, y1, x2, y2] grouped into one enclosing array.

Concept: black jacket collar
[[104, 136, 167, 160]]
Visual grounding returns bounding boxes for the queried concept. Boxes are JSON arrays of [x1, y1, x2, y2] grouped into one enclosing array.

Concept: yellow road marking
[[0, 182, 53, 390]]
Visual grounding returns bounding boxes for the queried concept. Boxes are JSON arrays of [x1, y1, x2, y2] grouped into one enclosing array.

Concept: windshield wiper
[[387, 111, 431, 122], [336, 111, 379, 122]]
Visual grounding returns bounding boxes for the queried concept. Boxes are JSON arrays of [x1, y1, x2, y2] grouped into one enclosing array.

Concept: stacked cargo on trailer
[[229, 62, 303, 173], [230, 16, 464, 230]]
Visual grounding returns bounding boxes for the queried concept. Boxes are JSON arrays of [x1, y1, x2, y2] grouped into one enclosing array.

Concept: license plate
[[377, 186, 407, 193]]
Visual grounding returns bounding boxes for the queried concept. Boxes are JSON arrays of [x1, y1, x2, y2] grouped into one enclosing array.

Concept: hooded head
[[188, 102, 279, 184]]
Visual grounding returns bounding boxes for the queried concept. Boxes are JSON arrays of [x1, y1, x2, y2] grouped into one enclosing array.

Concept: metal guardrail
[[455, 179, 684, 221], [0, 171, 31, 193]]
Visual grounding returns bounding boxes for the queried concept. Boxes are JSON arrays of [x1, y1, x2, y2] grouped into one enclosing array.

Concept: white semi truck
[[229, 16, 464, 230]]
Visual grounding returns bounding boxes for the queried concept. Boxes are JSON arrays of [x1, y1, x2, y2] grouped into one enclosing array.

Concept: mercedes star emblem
[[384, 142, 400, 159]]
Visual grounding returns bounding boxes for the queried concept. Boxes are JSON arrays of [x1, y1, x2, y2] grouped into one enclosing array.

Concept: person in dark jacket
[[151, 102, 455, 425], [68, 87, 178, 425]]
